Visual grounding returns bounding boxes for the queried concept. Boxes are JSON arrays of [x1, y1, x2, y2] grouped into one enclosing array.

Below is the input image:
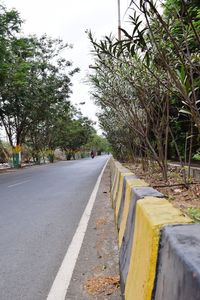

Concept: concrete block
[[114, 172, 134, 219], [119, 188, 163, 294], [125, 198, 192, 300], [117, 175, 138, 231], [192, 168, 200, 181], [111, 168, 121, 208], [154, 224, 200, 300]]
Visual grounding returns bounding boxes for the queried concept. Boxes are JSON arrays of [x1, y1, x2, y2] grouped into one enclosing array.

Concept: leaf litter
[[124, 162, 200, 222], [84, 275, 120, 296]]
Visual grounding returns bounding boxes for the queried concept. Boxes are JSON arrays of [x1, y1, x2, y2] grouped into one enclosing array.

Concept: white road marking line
[[46, 158, 109, 300], [8, 180, 31, 188]]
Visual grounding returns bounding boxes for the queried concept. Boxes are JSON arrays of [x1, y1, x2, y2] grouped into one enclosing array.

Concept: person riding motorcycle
[[91, 150, 94, 159]]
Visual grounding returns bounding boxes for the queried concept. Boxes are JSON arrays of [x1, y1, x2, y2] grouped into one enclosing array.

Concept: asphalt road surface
[[0, 155, 108, 300]]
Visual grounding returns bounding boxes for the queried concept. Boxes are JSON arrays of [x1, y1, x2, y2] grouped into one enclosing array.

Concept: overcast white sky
[[4, 0, 130, 134]]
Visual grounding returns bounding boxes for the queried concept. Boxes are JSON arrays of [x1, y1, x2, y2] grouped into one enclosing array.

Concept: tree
[[88, 0, 200, 182], [0, 3, 22, 131], [58, 112, 95, 159], [0, 6, 79, 167], [0, 139, 10, 163], [86, 134, 111, 155], [1, 35, 78, 142]]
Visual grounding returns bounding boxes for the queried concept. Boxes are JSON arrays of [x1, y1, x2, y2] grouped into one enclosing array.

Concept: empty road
[[0, 155, 108, 300]]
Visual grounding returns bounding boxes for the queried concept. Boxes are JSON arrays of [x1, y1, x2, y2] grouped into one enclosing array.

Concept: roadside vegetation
[[0, 2, 110, 167], [88, 0, 200, 183], [88, 0, 200, 219]]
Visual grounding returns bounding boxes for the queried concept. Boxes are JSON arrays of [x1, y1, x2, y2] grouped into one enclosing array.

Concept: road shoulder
[[66, 162, 121, 299]]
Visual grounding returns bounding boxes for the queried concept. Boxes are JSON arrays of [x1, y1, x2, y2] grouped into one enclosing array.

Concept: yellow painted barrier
[[110, 159, 119, 188], [125, 197, 192, 300], [110, 160, 121, 198], [118, 178, 149, 248], [112, 168, 122, 208], [115, 177, 148, 223], [114, 172, 133, 221], [118, 178, 148, 248], [118, 179, 133, 247], [112, 166, 132, 208]]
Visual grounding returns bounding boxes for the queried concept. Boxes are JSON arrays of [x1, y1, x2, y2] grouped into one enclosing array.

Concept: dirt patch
[[95, 218, 107, 228], [124, 162, 200, 222], [84, 275, 120, 296]]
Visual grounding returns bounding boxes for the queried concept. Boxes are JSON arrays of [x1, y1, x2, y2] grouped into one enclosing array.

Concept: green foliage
[[0, 3, 95, 164], [0, 140, 10, 162], [88, 0, 200, 180], [58, 113, 95, 152], [192, 152, 200, 161], [187, 207, 200, 222], [85, 134, 111, 154], [0, 32, 79, 146]]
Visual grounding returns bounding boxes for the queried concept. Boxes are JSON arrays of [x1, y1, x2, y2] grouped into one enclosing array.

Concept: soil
[[84, 275, 120, 296], [123, 162, 200, 222]]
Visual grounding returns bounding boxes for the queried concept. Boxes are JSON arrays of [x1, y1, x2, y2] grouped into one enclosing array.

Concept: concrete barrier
[[111, 166, 131, 209], [110, 158, 200, 300], [114, 171, 133, 214], [153, 224, 200, 300], [117, 176, 139, 237], [125, 198, 191, 300], [168, 162, 200, 181], [119, 187, 164, 294], [116, 177, 147, 228]]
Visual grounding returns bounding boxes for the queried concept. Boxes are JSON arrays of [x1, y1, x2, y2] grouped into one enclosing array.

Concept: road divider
[[110, 158, 200, 300], [154, 224, 200, 300]]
